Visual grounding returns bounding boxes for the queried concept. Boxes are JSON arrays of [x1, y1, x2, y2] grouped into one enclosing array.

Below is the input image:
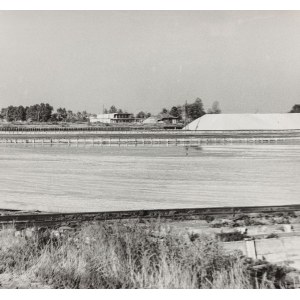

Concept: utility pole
[[184, 100, 188, 126]]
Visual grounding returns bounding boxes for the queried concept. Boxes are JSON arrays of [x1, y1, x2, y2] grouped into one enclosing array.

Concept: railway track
[[1, 204, 300, 229]]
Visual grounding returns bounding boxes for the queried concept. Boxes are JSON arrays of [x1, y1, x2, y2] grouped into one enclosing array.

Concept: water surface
[[0, 144, 299, 212]]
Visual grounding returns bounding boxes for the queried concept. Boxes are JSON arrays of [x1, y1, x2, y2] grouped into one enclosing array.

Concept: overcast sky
[[0, 10, 299, 114]]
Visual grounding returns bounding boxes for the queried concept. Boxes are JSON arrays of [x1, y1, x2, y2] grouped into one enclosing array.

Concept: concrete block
[[283, 224, 292, 233], [222, 241, 247, 255], [246, 240, 256, 259], [255, 239, 284, 255]]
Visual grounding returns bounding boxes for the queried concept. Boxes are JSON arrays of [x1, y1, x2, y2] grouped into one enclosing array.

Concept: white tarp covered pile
[[183, 113, 300, 131]]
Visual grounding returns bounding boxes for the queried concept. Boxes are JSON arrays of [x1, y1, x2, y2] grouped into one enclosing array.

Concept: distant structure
[[143, 113, 179, 125], [90, 113, 136, 124], [183, 114, 300, 131]]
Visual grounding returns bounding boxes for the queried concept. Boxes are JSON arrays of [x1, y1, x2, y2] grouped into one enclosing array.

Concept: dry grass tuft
[[0, 221, 295, 289]]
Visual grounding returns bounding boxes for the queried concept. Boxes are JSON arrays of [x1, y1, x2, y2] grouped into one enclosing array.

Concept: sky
[[0, 10, 299, 115]]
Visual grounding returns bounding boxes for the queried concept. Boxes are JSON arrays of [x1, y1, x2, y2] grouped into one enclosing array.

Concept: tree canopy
[[136, 111, 146, 119], [186, 98, 206, 121], [159, 98, 208, 123], [0, 103, 91, 123], [108, 105, 117, 113], [290, 104, 300, 113], [207, 101, 221, 114], [169, 106, 181, 118]]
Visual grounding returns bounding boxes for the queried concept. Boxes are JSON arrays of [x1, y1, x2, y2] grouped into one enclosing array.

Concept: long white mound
[[184, 113, 300, 131]]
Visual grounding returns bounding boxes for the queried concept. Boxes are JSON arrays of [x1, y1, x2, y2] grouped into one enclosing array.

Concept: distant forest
[[290, 104, 300, 113], [0, 98, 221, 123], [0, 104, 90, 123]]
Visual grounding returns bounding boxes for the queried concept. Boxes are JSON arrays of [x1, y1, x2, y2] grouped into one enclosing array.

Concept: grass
[[0, 221, 296, 289], [216, 231, 250, 242]]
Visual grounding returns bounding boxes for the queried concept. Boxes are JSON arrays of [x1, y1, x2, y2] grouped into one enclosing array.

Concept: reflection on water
[[0, 143, 299, 212]]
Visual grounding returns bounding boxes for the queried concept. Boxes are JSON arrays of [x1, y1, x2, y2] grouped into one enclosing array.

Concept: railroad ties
[[1, 204, 300, 229]]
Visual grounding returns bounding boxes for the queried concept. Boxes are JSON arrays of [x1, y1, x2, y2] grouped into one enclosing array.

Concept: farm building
[[183, 113, 300, 131], [143, 113, 179, 125]]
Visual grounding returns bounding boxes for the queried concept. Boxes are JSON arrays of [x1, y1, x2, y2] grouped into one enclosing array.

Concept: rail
[[1, 204, 300, 229]]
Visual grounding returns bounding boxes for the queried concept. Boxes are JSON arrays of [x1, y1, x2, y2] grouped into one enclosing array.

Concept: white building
[[183, 113, 300, 131], [90, 113, 135, 124]]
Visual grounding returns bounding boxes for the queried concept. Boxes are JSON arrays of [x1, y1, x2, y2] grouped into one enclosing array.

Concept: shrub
[[216, 231, 249, 242], [0, 221, 297, 289]]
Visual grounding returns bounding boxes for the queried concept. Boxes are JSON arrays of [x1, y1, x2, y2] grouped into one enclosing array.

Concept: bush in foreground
[[0, 221, 296, 288]]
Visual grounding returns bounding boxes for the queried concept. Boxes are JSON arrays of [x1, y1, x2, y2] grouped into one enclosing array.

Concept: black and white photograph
[[0, 2, 300, 292]]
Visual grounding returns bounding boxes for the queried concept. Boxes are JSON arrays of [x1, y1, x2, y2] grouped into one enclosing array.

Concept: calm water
[[0, 143, 299, 212]]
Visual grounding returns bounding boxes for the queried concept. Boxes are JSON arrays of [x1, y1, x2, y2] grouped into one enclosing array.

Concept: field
[[0, 220, 297, 289]]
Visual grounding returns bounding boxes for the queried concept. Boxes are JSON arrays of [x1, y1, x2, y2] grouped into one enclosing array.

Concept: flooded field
[[0, 143, 299, 212]]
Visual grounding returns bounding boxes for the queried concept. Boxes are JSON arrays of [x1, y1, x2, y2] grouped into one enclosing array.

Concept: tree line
[[0, 103, 91, 122], [0, 99, 221, 124], [136, 98, 221, 123], [2, 101, 297, 124], [290, 104, 300, 113]]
